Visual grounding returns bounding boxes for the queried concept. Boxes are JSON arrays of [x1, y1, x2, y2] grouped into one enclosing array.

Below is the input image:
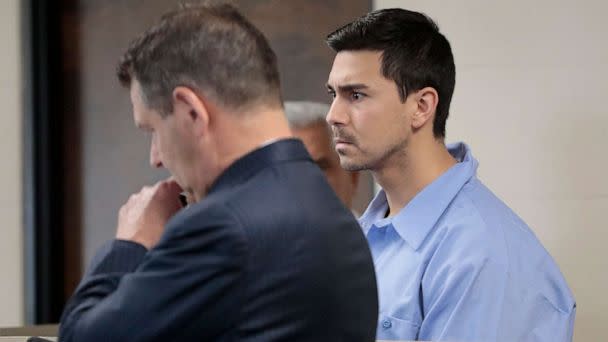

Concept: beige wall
[[374, 0, 607, 340], [0, 0, 24, 326]]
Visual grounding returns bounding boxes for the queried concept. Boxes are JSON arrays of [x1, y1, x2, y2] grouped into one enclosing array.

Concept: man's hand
[[116, 178, 183, 249]]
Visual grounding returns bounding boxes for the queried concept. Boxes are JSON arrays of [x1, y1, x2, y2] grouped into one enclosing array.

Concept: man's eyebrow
[[326, 83, 369, 92]]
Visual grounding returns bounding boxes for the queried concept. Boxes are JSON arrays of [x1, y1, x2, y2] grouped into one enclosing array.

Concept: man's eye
[[351, 92, 364, 101], [327, 89, 336, 98]]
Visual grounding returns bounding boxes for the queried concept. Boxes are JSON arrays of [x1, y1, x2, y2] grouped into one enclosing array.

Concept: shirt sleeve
[[417, 224, 575, 342], [59, 204, 247, 342]]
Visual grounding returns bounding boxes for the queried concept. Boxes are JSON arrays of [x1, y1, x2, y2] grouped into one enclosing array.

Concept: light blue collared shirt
[[360, 142, 575, 341]]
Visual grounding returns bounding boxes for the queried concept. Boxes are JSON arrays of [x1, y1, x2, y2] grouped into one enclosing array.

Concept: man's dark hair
[[326, 8, 455, 138], [117, 2, 282, 116]]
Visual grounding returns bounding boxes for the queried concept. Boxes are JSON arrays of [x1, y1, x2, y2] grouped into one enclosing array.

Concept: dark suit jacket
[[59, 139, 378, 341]]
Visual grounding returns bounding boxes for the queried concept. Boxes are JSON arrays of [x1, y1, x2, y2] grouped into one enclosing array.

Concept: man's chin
[[340, 159, 365, 172]]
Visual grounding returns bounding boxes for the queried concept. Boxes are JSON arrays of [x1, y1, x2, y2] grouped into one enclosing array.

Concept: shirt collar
[[359, 142, 478, 250]]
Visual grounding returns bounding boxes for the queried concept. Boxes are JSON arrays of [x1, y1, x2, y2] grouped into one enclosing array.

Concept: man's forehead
[[131, 81, 150, 110], [129, 81, 153, 129], [328, 50, 383, 85]]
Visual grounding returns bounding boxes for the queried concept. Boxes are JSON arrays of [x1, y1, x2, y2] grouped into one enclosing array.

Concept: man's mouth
[[333, 137, 355, 152], [334, 138, 351, 145]]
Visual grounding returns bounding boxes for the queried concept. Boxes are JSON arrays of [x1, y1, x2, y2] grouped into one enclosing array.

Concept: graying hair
[[117, 2, 282, 116], [284, 101, 331, 129]]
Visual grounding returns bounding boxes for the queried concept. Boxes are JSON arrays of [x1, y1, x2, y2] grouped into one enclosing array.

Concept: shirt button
[[382, 319, 392, 329]]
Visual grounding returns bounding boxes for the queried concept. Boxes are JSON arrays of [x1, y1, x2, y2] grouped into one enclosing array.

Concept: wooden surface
[[0, 325, 58, 337]]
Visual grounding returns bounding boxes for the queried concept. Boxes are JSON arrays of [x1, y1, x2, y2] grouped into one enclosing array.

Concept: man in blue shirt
[[325, 8, 576, 341]]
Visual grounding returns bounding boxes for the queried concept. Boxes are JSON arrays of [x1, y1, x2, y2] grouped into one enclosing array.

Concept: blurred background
[[1, 0, 606, 340]]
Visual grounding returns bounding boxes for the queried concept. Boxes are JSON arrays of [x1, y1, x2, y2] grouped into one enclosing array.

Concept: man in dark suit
[[58, 3, 377, 341]]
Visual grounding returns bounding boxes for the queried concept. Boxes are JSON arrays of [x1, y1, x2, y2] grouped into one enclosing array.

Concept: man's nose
[[326, 99, 349, 127], [150, 139, 163, 168]]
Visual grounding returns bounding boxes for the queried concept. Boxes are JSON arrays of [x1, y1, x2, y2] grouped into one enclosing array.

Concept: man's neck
[[374, 138, 456, 217], [217, 107, 293, 165], [193, 106, 293, 201]]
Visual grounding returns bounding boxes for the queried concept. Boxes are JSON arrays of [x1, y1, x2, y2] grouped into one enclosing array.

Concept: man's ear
[[411, 87, 439, 130], [172, 86, 210, 136]]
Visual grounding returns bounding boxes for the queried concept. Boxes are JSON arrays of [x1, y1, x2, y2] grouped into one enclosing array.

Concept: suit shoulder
[[163, 198, 247, 246]]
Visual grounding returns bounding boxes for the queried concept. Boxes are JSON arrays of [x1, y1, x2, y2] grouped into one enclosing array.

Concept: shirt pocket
[[376, 314, 420, 340]]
